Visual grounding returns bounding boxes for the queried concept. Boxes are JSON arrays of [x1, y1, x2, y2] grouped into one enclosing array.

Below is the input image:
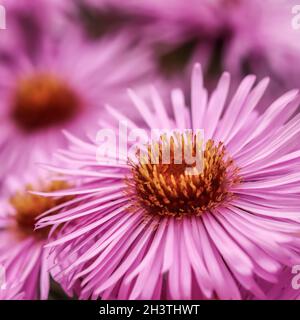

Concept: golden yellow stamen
[[126, 134, 241, 218]]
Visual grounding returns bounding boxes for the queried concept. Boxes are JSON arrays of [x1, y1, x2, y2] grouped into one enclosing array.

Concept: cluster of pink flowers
[[0, 0, 300, 300]]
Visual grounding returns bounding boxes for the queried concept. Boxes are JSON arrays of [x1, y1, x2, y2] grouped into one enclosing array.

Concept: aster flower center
[[128, 135, 241, 218], [10, 181, 73, 238], [11, 74, 81, 132]]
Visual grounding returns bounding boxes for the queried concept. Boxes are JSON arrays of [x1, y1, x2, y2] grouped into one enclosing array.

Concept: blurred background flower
[[0, 175, 77, 299], [0, 0, 152, 187], [70, 0, 300, 100]]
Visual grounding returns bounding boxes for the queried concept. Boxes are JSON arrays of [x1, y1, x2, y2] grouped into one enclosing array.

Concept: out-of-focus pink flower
[[0, 0, 69, 58], [98, 0, 300, 96], [38, 64, 300, 299], [223, 0, 300, 93], [0, 285, 24, 300], [0, 2, 152, 185], [258, 266, 300, 300], [0, 177, 77, 300]]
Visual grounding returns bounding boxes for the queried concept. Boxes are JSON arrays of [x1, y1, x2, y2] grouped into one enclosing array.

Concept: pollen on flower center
[[10, 181, 73, 238], [11, 74, 81, 132], [127, 134, 241, 218]]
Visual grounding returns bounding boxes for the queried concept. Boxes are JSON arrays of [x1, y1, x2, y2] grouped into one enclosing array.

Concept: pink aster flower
[[223, 0, 300, 94], [0, 286, 24, 300], [38, 64, 300, 300], [0, 176, 78, 300], [93, 0, 300, 96], [257, 266, 300, 300], [0, 5, 151, 185], [0, 0, 69, 58]]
